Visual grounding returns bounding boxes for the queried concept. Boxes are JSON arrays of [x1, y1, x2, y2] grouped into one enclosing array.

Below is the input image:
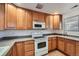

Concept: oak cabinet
[[45, 15, 50, 28], [65, 39, 76, 56], [51, 37, 57, 50], [12, 44, 17, 56], [24, 10, 32, 29], [17, 8, 32, 30], [57, 37, 65, 52], [0, 4, 5, 30], [33, 12, 45, 22], [48, 37, 57, 52], [53, 15, 60, 30], [16, 8, 25, 29], [25, 50, 34, 56], [33, 12, 39, 20], [48, 38, 52, 51], [15, 42, 24, 56], [76, 41, 79, 56], [24, 40, 35, 56], [14, 40, 34, 56], [5, 4, 17, 29], [47, 15, 62, 30], [38, 13, 45, 22]]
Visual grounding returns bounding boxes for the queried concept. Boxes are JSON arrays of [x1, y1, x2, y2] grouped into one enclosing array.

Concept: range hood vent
[[71, 5, 78, 9], [36, 3, 43, 9]]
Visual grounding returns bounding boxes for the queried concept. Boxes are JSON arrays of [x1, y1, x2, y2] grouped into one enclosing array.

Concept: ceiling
[[14, 3, 79, 15]]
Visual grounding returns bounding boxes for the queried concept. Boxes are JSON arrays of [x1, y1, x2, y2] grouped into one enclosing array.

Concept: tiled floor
[[46, 50, 66, 56]]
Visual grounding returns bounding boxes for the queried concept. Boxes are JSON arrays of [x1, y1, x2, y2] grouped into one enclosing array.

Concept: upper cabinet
[[24, 10, 32, 29], [5, 4, 17, 29], [17, 8, 33, 30], [0, 3, 62, 30], [0, 4, 5, 30], [46, 14, 62, 30], [38, 13, 45, 22], [33, 12, 38, 20], [45, 15, 50, 29], [33, 12, 45, 22], [16, 8, 25, 29], [53, 15, 61, 30]]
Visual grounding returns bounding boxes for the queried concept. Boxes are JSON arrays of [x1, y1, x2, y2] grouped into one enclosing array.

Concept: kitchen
[[0, 3, 79, 56]]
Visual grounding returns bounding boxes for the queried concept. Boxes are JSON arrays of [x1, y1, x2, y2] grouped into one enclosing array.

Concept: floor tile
[[46, 50, 65, 56]]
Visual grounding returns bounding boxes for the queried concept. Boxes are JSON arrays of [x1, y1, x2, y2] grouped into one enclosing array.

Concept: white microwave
[[33, 21, 45, 29]]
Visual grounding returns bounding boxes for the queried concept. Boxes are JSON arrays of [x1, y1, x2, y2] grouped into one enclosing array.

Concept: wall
[[63, 7, 79, 19], [62, 7, 79, 36]]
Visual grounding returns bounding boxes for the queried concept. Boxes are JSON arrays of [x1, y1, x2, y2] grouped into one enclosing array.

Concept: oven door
[[35, 37, 48, 54]]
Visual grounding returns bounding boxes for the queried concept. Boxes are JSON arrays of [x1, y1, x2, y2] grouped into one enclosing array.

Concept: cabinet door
[[48, 38, 52, 51], [12, 45, 17, 56], [45, 15, 50, 28], [50, 15, 54, 29], [76, 41, 79, 56], [51, 37, 57, 50], [16, 8, 25, 29], [16, 42, 24, 56], [27, 11, 32, 29], [53, 15, 60, 30], [25, 51, 34, 56], [58, 37, 65, 52], [38, 13, 45, 22], [65, 39, 76, 56], [76, 46, 79, 56], [0, 4, 4, 30], [33, 12, 38, 21], [24, 10, 32, 29], [5, 4, 17, 29], [24, 44, 34, 52]]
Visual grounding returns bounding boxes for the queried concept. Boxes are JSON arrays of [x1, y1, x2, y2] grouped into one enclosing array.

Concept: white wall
[[63, 7, 79, 19]]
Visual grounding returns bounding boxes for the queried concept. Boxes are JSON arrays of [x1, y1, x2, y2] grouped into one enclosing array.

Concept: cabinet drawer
[[24, 44, 34, 51], [24, 40, 34, 44], [25, 51, 34, 56]]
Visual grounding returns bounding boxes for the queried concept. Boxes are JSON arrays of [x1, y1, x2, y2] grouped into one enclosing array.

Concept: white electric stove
[[32, 33, 48, 56]]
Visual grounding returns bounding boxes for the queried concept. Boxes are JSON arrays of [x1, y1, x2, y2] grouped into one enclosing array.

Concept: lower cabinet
[[48, 38, 52, 51], [48, 37, 57, 52], [65, 39, 76, 56], [12, 44, 17, 56], [51, 37, 57, 50], [76, 41, 79, 56], [6, 40, 35, 56], [15, 42, 24, 56], [24, 40, 35, 56], [57, 37, 65, 52]]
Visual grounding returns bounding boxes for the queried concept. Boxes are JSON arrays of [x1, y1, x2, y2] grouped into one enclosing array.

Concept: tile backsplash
[[0, 30, 79, 39], [0, 30, 53, 38]]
